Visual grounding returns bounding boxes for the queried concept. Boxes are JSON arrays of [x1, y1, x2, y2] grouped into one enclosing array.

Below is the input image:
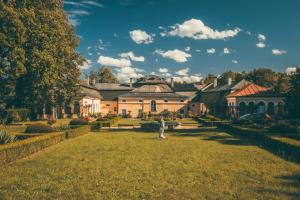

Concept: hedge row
[[218, 123, 300, 162], [0, 126, 90, 166]]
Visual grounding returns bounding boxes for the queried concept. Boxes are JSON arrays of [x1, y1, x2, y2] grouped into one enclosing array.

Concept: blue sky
[[64, 0, 300, 83]]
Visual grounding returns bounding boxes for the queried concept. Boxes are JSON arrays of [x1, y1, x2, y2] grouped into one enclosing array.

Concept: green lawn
[[0, 129, 299, 199]]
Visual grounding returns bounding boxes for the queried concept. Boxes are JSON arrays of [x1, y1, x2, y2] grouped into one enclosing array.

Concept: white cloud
[[176, 68, 189, 76], [159, 68, 169, 73], [119, 51, 145, 62], [82, 1, 103, 7], [167, 75, 202, 83], [223, 48, 230, 54], [232, 60, 238, 64], [155, 49, 191, 62], [286, 67, 297, 75], [272, 49, 287, 55], [256, 42, 266, 48], [97, 56, 131, 67], [195, 49, 201, 52], [164, 18, 240, 40], [67, 10, 90, 16], [79, 59, 92, 70], [185, 46, 191, 51], [129, 30, 154, 44], [207, 48, 216, 54], [114, 67, 144, 83], [258, 34, 266, 41]]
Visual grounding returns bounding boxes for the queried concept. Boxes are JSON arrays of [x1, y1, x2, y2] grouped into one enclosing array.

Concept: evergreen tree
[[286, 68, 300, 118], [89, 66, 118, 84]]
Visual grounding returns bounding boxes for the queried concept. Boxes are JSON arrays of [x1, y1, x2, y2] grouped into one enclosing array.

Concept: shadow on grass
[[255, 173, 300, 198]]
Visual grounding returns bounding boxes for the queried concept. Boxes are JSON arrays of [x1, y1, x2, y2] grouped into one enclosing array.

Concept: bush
[[141, 122, 160, 132], [0, 131, 16, 145], [25, 123, 55, 134], [65, 126, 90, 139], [269, 123, 298, 134], [90, 121, 111, 131], [0, 132, 65, 166], [2, 109, 30, 124], [69, 118, 88, 126]]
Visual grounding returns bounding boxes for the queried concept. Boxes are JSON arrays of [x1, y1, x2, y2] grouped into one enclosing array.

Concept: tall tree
[[0, 0, 83, 117], [89, 66, 118, 84], [246, 68, 278, 88], [286, 68, 300, 118], [219, 70, 246, 85]]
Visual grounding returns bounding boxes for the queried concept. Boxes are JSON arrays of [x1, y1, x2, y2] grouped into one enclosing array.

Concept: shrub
[[141, 122, 160, 132], [269, 123, 298, 134], [69, 118, 88, 126], [0, 131, 16, 145], [0, 132, 65, 166], [2, 109, 30, 124], [65, 126, 90, 139], [90, 121, 111, 131], [25, 123, 55, 134]]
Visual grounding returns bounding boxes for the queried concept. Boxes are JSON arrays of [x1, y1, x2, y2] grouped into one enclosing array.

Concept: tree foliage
[[286, 68, 300, 118], [89, 66, 118, 84], [0, 0, 83, 116]]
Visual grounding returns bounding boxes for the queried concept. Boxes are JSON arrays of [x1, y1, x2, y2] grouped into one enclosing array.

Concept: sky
[[64, 0, 300, 83]]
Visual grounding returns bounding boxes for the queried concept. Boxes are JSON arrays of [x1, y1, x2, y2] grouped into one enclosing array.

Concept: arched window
[[239, 102, 246, 116], [248, 102, 255, 114], [257, 101, 265, 114], [267, 102, 275, 115], [151, 100, 157, 112]]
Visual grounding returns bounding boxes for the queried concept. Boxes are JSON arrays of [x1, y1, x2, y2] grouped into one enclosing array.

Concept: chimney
[[92, 79, 96, 86], [129, 78, 133, 88], [228, 77, 232, 86], [213, 78, 218, 88], [171, 77, 174, 88]]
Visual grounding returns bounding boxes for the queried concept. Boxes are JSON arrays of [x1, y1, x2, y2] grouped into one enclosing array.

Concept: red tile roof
[[227, 83, 269, 97]]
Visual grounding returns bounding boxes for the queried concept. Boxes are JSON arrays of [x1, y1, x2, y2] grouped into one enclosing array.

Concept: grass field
[[0, 129, 299, 199]]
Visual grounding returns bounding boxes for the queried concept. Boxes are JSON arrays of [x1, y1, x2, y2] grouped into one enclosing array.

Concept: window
[[139, 100, 143, 103], [106, 104, 110, 107], [122, 99, 126, 102], [192, 104, 195, 107], [180, 109, 184, 114], [151, 100, 157, 112], [114, 107, 117, 112], [180, 99, 184, 103], [164, 99, 168, 103]]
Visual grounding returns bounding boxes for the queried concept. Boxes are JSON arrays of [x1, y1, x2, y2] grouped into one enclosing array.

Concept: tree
[[286, 68, 300, 118], [246, 68, 278, 88], [219, 70, 246, 85], [89, 66, 118, 84], [0, 0, 83, 118]]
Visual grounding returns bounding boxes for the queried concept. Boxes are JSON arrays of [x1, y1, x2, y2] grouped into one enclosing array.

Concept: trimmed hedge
[[90, 121, 111, 131], [0, 126, 91, 166], [269, 123, 298, 134], [2, 109, 31, 124], [25, 123, 55, 134], [141, 122, 160, 132], [0, 132, 65, 166], [69, 118, 88, 126], [65, 126, 90, 139]]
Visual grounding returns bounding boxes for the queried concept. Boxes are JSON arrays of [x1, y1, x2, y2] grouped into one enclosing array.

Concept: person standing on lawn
[[158, 115, 166, 139]]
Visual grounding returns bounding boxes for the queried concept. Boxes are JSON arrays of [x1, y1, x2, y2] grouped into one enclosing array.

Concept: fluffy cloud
[[195, 49, 201, 52], [163, 18, 240, 40], [258, 34, 266, 41], [256, 42, 266, 48], [119, 51, 145, 62], [155, 49, 191, 62], [286, 67, 297, 75], [207, 48, 216, 54], [129, 30, 154, 44], [82, 1, 103, 7], [97, 56, 131, 67], [79, 59, 92, 70], [159, 68, 169, 73], [114, 67, 144, 83], [223, 48, 230, 54], [185, 46, 191, 51], [167, 76, 202, 83], [232, 60, 238, 64], [272, 49, 287, 55], [176, 68, 189, 76]]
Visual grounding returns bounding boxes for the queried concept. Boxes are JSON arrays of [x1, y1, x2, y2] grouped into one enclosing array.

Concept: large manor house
[[73, 75, 285, 118]]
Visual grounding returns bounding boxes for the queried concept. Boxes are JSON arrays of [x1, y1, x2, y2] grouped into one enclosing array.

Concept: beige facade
[[118, 98, 188, 118], [100, 100, 118, 115]]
